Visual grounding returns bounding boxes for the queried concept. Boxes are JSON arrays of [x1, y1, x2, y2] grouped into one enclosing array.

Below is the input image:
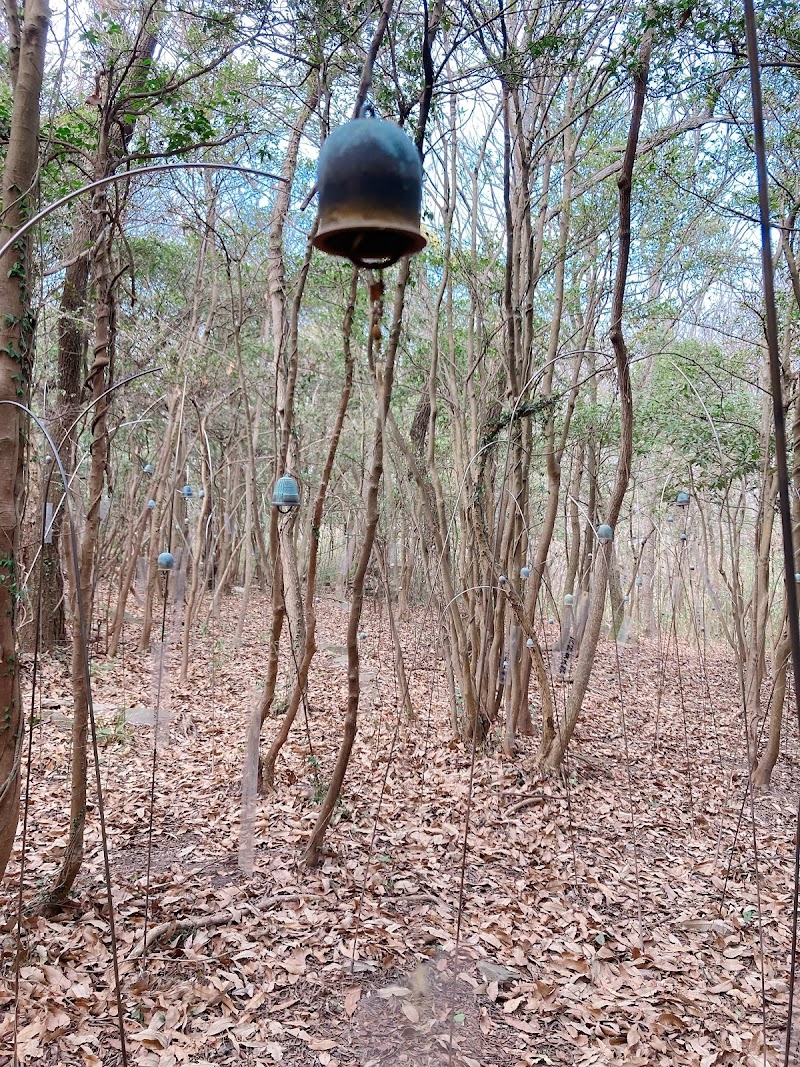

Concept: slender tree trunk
[[261, 269, 356, 787], [259, 79, 320, 725], [376, 539, 413, 721], [48, 195, 115, 905], [304, 266, 410, 866], [753, 627, 789, 789], [0, 0, 50, 883], [753, 307, 800, 786], [108, 391, 178, 657], [745, 472, 776, 760], [35, 212, 91, 654], [538, 20, 653, 772]]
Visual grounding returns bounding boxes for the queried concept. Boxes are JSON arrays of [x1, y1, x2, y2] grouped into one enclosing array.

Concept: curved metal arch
[[0, 162, 286, 263]]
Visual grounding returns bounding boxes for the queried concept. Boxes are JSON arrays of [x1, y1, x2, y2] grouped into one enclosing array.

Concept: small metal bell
[[676, 491, 690, 506], [597, 524, 614, 542], [157, 551, 175, 570], [313, 114, 426, 268], [273, 474, 301, 513]]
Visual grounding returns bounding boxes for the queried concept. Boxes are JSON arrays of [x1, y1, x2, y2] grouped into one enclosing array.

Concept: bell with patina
[[273, 474, 301, 513], [313, 115, 426, 268]]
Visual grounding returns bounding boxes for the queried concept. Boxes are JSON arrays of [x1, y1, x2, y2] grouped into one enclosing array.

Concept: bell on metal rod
[[313, 111, 426, 269]]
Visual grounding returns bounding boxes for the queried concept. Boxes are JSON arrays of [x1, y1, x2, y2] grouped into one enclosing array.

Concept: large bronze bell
[[313, 114, 426, 268]]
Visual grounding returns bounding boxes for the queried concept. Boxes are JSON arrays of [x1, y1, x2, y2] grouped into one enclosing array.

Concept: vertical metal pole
[[742, 3, 800, 1060]]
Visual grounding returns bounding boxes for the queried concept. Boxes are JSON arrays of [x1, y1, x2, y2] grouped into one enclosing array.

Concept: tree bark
[[0, 0, 51, 883], [47, 190, 115, 906]]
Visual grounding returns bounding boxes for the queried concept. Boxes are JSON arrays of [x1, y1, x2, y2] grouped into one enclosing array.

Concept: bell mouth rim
[[313, 222, 427, 268]]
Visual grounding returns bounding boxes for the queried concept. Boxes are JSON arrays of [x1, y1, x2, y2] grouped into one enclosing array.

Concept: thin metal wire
[[0, 403, 129, 1065], [445, 408, 528, 1067], [741, 5, 800, 1059], [141, 574, 171, 966], [281, 571, 316, 762], [536, 581, 579, 889], [612, 638, 645, 952], [12, 464, 52, 1067], [670, 543, 696, 831]]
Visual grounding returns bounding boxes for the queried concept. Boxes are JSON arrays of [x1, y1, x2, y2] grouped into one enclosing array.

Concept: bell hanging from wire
[[313, 109, 427, 269]]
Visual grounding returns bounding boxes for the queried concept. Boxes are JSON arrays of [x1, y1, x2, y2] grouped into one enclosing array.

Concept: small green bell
[[273, 474, 301, 513]]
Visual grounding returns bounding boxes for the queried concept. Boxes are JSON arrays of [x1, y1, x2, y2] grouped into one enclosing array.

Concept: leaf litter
[[0, 591, 798, 1066]]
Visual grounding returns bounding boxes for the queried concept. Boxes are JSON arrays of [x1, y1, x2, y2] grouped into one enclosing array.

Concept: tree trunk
[[537, 20, 653, 772], [304, 267, 409, 866], [0, 0, 51, 883], [260, 269, 356, 788], [47, 195, 115, 906]]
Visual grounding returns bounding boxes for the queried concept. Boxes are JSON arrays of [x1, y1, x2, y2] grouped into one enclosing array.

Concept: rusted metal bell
[[313, 116, 426, 268]]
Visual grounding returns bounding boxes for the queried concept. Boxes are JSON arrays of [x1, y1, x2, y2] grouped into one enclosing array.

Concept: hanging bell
[[597, 523, 614, 542], [676, 491, 690, 506], [313, 114, 426, 269], [273, 474, 301, 513]]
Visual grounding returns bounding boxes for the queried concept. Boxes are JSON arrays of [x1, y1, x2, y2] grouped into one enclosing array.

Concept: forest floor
[[1, 590, 798, 1067]]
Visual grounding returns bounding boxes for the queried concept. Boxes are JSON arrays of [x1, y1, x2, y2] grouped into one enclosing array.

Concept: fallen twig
[[126, 909, 232, 961]]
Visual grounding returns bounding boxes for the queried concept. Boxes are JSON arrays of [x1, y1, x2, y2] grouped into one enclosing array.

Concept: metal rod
[[741, 3, 800, 1061], [0, 402, 129, 1065], [0, 162, 286, 263]]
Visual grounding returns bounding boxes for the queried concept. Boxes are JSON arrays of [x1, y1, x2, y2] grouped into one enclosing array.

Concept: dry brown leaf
[[343, 986, 362, 1017], [400, 1001, 419, 1023]]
